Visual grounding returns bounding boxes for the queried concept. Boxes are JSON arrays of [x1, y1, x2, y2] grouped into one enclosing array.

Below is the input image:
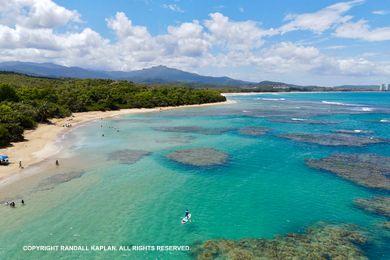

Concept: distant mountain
[[0, 61, 109, 79], [0, 61, 335, 91], [0, 61, 251, 86]]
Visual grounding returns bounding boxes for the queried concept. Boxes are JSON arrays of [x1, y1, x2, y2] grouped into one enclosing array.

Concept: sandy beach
[[0, 100, 234, 182]]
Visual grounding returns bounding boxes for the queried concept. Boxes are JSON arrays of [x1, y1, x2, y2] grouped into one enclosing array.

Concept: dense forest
[[0, 72, 226, 147]]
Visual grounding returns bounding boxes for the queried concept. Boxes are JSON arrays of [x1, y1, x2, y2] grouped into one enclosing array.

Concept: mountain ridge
[[0, 61, 381, 90], [0, 61, 253, 87]]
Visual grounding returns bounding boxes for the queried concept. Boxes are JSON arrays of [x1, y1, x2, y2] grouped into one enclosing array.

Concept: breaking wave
[[258, 98, 286, 101]]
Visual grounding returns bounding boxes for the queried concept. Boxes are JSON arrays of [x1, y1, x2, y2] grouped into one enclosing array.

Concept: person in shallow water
[[185, 209, 190, 218]]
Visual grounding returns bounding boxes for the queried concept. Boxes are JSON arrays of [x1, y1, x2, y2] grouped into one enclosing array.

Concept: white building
[[380, 84, 389, 91]]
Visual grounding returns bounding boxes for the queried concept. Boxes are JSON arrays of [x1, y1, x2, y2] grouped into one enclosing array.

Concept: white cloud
[[324, 45, 346, 50], [252, 42, 324, 73], [247, 42, 389, 78], [106, 12, 150, 41], [334, 20, 390, 41], [164, 21, 210, 56], [0, 0, 81, 28], [372, 10, 388, 15], [162, 4, 184, 13], [279, 0, 363, 34], [204, 12, 275, 51], [278, 1, 390, 43], [0, 0, 389, 84]]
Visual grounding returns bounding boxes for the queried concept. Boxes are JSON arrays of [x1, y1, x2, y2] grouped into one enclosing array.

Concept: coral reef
[[378, 221, 390, 230], [193, 224, 367, 260], [37, 171, 85, 190], [167, 148, 228, 167], [281, 133, 386, 147], [107, 149, 150, 164], [238, 126, 268, 136], [355, 197, 390, 218], [154, 126, 232, 135], [306, 153, 390, 190]]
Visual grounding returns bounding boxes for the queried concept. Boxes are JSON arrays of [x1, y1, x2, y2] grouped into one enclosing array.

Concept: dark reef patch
[[280, 133, 386, 147], [107, 149, 151, 164], [166, 148, 228, 167], [306, 153, 390, 190], [154, 126, 232, 135], [355, 197, 390, 218], [238, 126, 268, 136], [37, 171, 85, 191], [193, 223, 367, 260]]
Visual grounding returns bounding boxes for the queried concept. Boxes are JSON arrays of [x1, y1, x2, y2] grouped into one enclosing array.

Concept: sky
[[0, 0, 389, 86]]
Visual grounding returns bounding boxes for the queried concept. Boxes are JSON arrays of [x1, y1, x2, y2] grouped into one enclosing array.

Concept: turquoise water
[[0, 92, 389, 259]]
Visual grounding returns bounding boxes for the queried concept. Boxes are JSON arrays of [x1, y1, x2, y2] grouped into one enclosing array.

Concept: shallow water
[[0, 92, 389, 259]]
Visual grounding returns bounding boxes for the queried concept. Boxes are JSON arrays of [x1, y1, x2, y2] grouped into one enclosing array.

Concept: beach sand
[[0, 100, 234, 183]]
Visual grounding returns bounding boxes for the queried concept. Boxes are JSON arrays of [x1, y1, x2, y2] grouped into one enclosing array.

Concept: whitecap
[[351, 107, 374, 112], [258, 98, 286, 101], [321, 101, 349, 106]]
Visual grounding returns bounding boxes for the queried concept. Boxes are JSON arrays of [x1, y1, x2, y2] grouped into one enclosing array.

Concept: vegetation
[[0, 72, 225, 147]]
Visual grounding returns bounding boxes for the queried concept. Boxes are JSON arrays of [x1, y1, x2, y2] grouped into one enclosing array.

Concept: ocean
[[0, 92, 389, 259]]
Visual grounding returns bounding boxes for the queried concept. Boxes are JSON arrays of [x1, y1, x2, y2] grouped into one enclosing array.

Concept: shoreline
[[222, 90, 388, 96], [0, 100, 235, 183]]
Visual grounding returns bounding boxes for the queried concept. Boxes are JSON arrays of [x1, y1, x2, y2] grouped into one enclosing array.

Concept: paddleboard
[[181, 213, 191, 224]]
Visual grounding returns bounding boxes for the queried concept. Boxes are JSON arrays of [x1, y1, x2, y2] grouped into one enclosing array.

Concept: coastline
[[222, 90, 387, 96], [0, 100, 235, 183]]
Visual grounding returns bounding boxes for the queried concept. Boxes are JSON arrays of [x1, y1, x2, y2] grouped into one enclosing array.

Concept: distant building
[[380, 84, 389, 91]]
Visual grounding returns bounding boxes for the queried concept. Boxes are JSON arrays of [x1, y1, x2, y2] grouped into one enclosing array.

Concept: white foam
[[258, 98, 286, 101], [321, 101, 349, 106], [321, 101, 374, 112], [350, 107, 374, 112]]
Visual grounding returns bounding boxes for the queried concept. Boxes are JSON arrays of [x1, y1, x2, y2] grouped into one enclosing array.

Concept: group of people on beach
[[4, 199, 24, 208], [62, 116, 74, 128], [19, 160, 59, 169], [3, 159, 60, 208]]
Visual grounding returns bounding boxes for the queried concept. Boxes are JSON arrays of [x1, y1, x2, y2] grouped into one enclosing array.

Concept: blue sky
[[0, 0, 389, 85], [55, 0, 389, 36]]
